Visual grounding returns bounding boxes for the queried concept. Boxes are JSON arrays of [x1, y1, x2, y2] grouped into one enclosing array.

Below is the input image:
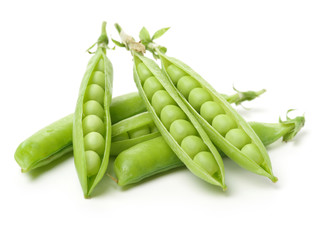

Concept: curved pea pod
[[14, 114, 73, 172], [132, 52, 226, 190], [110, 112, 161, 155], [73, 22, 113, 198], [114, 113, 305, 186], [159, 52, 277, 182], [110, 92, 146, 124]]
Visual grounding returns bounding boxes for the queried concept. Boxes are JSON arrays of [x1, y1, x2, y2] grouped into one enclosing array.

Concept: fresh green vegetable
[[73, 22, 113, 198]]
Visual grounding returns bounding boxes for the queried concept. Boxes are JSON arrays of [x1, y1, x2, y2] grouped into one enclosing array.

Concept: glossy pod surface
[[159, 52, 277, 182], [133, 52, 226, 190], [114, 115, 305, 186]]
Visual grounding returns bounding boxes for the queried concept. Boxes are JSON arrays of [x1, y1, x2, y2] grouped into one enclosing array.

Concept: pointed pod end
[[222, 185, 228, 192], [84, 194, 91, 199], [270, 176, 278, 183]]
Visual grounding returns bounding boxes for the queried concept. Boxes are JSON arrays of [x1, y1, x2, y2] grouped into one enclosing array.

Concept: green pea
[[241, 143, 264, 165], [188, 88, 212, 112], [166, 64, 186, 85], [82, 115, 105, 136], [169, 119, 198, 144], [91, 71, 105, 89], [225, 128, 251, 149], [200, 101, 225, 124], [177, 76, 200, 98], [160, 105, 187, 130], [95, 58, 104, 72], [151, 90, 176, 116], [193, 151, 219, 175], [85, 150, 101, 177], [143, 76, 164, 101], [181, 136, 208, 159], [212, 114, 237, 136], [137, 62, 153, 82], [128, 126, 151, 139], [84, 84, 105, 106], [112, 132, 129, 142], [84, 132, 105, 156], [83, 100, 105, 120]]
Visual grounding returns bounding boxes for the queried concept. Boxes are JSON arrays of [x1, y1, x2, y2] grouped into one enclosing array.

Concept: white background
[[0, 0, 321, 239]]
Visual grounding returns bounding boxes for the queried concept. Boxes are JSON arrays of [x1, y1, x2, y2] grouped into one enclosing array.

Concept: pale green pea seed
[[241, 143, 264, 165], [137, 62, 153, 82], [112, 132, 129, 142], [84, 132, 105, 156], [181, 136, 208, 159], [169, 119, 198, 144], [85, 150, 101, 177], [143, 76, 164, 101], [212, 114, 237, 136], [128, 126, 151, 139], [225, 128, 251, 150], [177, 76, 200, 98], [84, 84, 105, 106], [193, 151, 219, 175], [160, 105, 187, 130], [166, 64, 186, 85], [188, 88, 213, 112], [91, 71, 105, 89], [200, 101, 225, 124], [151, 90, 176, 116], [83, 100, 105, 120], [82, 115, 105, 136]]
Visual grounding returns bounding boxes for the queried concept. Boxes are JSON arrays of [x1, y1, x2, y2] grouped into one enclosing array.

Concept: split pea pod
[[157, 50, 277, 182], [132, 51, 226, 190], [115, 113, 305, 186], [73, 22, 113, 197], [14, 89, 262, 173]]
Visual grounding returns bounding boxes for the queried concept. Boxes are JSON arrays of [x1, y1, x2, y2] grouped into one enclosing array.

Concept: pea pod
[[132, 51, 226, 190], [14, 88, 262, 173], [73, 22, 113, 197], [160, 52, 277, 182], [115, 113, 305, 186]]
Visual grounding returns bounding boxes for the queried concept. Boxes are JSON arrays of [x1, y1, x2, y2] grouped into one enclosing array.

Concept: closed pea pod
[[73, 22, 113, 198]]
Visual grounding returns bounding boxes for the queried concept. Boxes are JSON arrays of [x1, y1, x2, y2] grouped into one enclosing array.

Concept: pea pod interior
[[73, 43, 113, 197], [132, 51, 226, 190], [159, 52, 277, 182]]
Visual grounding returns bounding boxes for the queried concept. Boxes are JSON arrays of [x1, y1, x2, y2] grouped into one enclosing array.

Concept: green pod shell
[[132, 52, 226, 190], [73, 46, 113, 197], [110, 112, 161, 155], [114, 117, 304, 186], [14, 114, 73, 172], [110, 92, 146, 124], [159, 52, 277, 182]]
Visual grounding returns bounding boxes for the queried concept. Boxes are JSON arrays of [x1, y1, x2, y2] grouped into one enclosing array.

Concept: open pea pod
[[73, 22, 113, 198], [132, 51, 226, 190], [111, 112, 160, 155], [158, 51, 277, 182]]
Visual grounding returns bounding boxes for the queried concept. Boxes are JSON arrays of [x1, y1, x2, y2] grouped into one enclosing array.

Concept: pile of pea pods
[[14, 22, 305, 198]]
